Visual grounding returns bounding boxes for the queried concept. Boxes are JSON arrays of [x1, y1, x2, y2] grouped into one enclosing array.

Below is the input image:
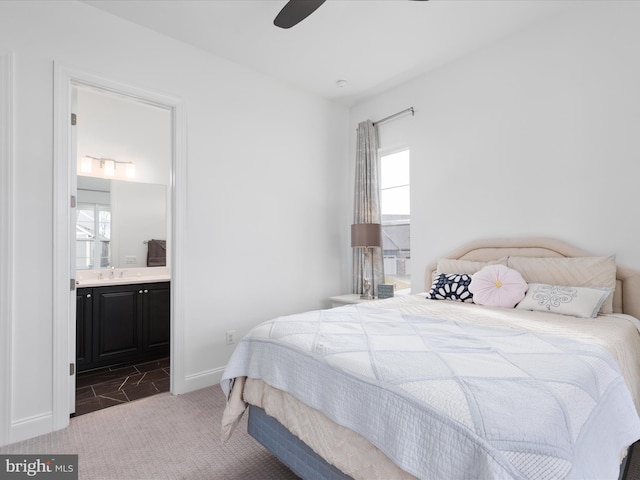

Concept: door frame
[[53, 65, 187, 430]]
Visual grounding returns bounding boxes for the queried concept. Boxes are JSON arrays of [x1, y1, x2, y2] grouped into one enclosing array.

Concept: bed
[[220, 238, 640, 480]]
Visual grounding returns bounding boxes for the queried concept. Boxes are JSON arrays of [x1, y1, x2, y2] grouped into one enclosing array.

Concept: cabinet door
[[142, 282, 170, 355], [92, 285, 142, 364], [76, 288, 93, 370]]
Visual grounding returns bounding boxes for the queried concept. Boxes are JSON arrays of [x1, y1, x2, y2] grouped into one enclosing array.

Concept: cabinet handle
[[139, 290, 143, 294], [86, 294, 91, 298], [144, 289, 149, 293]]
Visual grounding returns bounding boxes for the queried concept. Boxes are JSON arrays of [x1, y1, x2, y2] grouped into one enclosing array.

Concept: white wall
[[0, 0, 350, 445], [350, 1, 640, 293]]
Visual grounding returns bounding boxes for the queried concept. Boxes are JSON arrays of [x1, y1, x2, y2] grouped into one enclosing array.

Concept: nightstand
[[328, 294, 377, 308]]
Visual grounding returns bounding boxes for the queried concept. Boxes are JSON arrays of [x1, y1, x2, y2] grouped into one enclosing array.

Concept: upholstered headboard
[[426, 237, 640, 319]]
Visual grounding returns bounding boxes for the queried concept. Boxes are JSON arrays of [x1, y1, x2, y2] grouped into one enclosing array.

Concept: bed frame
[[247, 237, 640, 480]]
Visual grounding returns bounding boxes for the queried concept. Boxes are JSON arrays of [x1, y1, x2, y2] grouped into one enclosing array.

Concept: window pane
[[381, 217, 411, 292], [380, 150, 409, 189], [76, 205, 95, 240], [98, 207, 111, 240], [380, 149, 410, 292], [76, 240, 94, 269], [99, 241, 111, 268], [381, 185, 410, 215], [75, 202, 111, 269]]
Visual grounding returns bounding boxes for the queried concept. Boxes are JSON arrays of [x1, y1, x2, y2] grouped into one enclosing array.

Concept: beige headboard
[[426, 237, 640, 319]]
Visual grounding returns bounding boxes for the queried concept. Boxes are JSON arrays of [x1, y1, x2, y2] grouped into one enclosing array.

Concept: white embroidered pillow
[[515, 283, 612, 318]]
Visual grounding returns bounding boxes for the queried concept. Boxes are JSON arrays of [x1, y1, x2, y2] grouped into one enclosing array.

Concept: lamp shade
[[351, 223, 382, 248]]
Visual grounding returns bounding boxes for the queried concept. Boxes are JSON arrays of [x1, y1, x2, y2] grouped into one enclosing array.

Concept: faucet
[[110, 266, 115, 278], [119, 270, 125, 279]]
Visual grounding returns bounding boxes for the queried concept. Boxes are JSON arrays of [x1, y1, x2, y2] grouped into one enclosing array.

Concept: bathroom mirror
[[74, 83, 171, 271], [76, 175, 167, 269]]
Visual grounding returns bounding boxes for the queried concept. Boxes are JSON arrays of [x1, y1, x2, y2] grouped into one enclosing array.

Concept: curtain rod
[[373, 107, 414, 126]]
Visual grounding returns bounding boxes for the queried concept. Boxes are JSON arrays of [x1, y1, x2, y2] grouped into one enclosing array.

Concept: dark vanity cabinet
[[76, 288, 93, 369], [76, 282, 170, 372], [140, 283, 171, 357]]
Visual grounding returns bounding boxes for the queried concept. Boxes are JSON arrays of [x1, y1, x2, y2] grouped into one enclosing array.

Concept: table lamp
[[351, 223, 382, 299]]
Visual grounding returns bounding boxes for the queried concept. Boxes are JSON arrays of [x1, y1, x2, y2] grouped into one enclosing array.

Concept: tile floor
[[73, 357, 170, 417]]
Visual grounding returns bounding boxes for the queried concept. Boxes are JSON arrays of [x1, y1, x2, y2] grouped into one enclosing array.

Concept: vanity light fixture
[[79, 155, 136, 180]]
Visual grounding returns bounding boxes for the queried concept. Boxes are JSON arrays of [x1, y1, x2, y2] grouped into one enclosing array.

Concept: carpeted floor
[[2, 385, 639, 480], [0, 385, 298, 480]]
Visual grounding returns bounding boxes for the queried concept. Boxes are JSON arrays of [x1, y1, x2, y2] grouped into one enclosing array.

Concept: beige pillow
[[436, 257, 508, 276], [507, 255, 616, 314]]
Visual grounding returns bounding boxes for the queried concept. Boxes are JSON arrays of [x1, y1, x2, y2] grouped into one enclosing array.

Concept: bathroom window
[[380, 148, 410, 292], [76, 203, 111, 269]]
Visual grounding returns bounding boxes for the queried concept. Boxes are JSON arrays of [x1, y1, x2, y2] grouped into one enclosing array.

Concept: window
[[380, 149, 410, 292], [76, 203, 111, 269]]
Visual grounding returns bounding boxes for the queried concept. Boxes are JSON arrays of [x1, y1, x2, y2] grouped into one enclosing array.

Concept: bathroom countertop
[[76, 267, 170, 288]]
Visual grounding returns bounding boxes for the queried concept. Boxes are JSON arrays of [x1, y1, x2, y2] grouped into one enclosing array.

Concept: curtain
[[352, 120, 384, 295]]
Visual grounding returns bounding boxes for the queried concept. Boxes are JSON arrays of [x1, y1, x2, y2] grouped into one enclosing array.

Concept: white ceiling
[[83, 0, 576, 106]]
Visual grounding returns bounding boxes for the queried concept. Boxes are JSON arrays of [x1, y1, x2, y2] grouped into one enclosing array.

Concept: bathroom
[[72, 84, 172, 416]]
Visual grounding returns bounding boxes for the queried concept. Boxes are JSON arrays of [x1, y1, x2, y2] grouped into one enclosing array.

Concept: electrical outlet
[[125, 255, 137, 264], [225, 330, 237, 345]]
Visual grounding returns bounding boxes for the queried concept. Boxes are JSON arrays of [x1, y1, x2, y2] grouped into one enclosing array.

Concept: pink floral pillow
[[468, 264, 528, 308]]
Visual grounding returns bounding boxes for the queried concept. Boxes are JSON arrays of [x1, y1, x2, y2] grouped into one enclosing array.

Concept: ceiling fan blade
[[274, 0, 326, 29]]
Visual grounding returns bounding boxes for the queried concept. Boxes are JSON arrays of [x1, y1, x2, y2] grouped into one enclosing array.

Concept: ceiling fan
[[274, 0, 428, 29]]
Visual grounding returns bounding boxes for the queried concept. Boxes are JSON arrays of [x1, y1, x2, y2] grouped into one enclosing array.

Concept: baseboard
[[182, 366, 226, 393], [10, 412, 53, 445]]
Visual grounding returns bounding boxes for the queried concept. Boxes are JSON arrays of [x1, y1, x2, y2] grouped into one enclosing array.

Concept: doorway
[[53, 65, 186, 430], [72, 84, 171, 415]]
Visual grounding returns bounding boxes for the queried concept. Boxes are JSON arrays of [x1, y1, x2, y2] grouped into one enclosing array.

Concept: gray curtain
[[352, 120, 385, 295]]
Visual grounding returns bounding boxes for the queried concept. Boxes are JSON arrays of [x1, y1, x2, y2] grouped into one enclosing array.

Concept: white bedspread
[[221, 296, 640, 480]]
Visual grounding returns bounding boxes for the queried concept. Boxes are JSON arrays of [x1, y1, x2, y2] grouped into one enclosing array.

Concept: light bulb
[[104, 160, 115, 176], [80, 156, 93, 173]]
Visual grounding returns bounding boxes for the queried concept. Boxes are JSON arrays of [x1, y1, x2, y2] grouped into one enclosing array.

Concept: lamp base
[[361, 265, 375, 300]]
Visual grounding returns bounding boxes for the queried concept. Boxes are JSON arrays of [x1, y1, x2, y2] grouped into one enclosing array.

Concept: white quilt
[[221, 296, 640, 480]]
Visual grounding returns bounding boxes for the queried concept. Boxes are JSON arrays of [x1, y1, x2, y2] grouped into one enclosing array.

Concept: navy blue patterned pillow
[[426, 273, 474, 302]]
